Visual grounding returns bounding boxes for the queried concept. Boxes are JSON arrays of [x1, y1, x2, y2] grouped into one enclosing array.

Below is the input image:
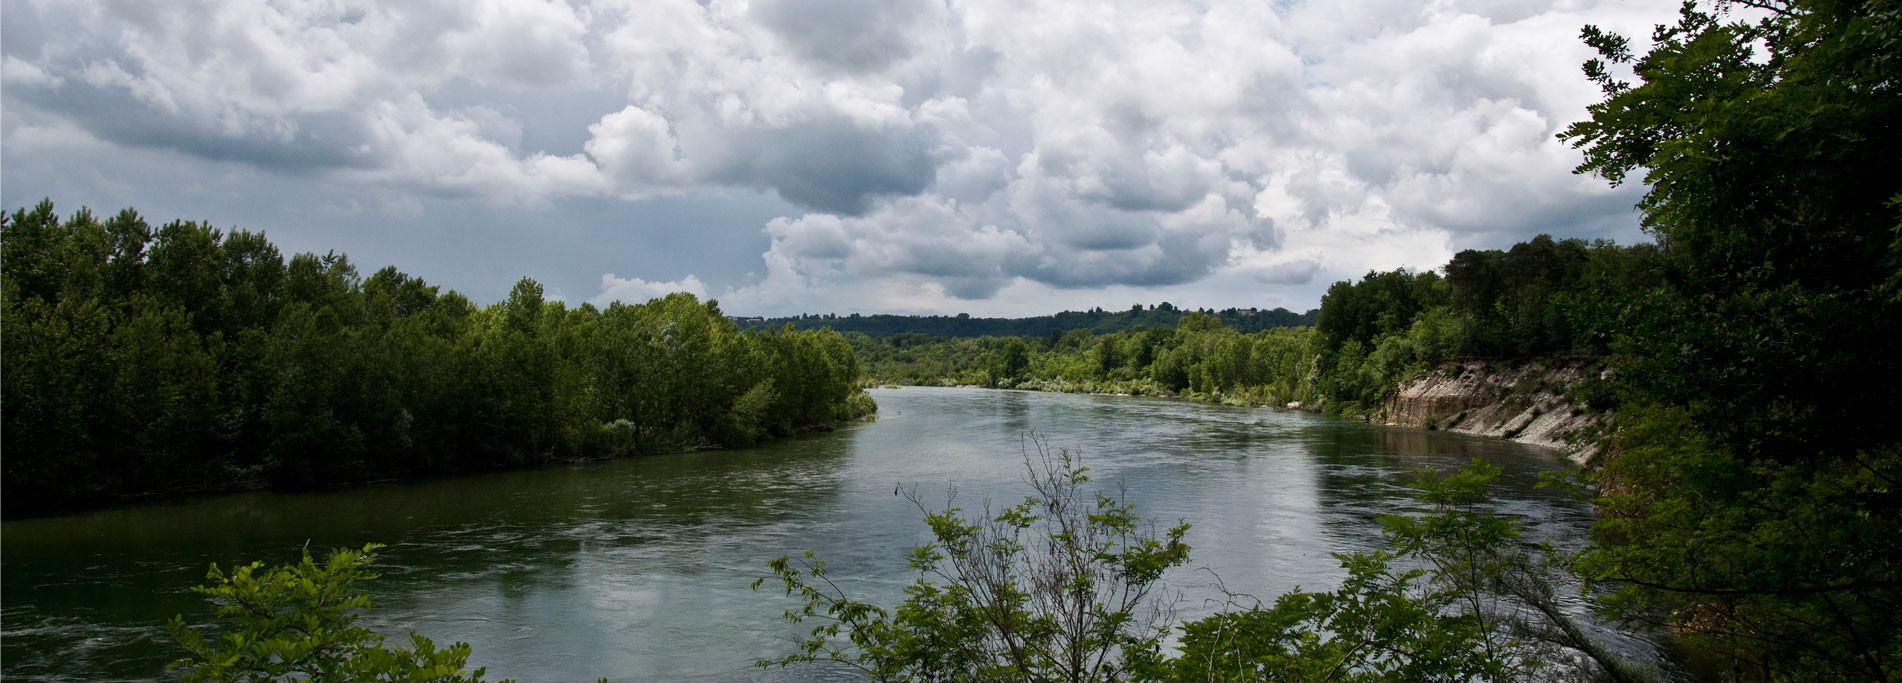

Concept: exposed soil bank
[[1383, 358, 1610, 465]]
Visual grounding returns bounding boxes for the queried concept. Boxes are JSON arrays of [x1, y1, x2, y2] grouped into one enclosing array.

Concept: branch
[[1722, 0, 1797, 18]]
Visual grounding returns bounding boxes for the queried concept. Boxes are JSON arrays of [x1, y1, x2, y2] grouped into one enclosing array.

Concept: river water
[[2, 387, 1647, 681]]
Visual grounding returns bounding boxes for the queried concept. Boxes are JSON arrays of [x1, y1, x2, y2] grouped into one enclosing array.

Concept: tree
[[1563, 0, 1900, 297], [1562, 1, 1902, 677], [1175, 311, 1220, 334], [1002, 338, 1032, 383], [145, 220, 227, 337]]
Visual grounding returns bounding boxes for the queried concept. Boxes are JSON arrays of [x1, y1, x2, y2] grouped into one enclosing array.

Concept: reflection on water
[[2, 387, 1650, 680]]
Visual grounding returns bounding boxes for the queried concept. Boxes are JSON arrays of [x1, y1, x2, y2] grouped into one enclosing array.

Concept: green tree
[[1562, 1, 1902, 677], [145, 220, 228, 337], [998, 338, 1032, 384]]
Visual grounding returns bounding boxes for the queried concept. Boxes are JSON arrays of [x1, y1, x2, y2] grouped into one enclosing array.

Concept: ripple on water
[[2, 387, 1670, 681]]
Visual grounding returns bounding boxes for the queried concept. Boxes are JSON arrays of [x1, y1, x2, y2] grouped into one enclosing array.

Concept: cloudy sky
[[1, 0, 1677, 316]]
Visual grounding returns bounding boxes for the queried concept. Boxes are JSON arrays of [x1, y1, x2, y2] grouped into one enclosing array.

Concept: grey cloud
[[460, 106, 524, 152], [899, 46, 1000, 108], [1061, 226, 1155, 252], [940, 275, 1009, 300], [2, 0, 49, 60], [1022, 247, 1211, 290], [751, 0, 937, 73], [1093, 158, 1210, 212], [1412, 182, 1646, 248], [724, 116, 939, 216], [1016, 221, 1231, 290], [1243, 220, 1281, 251], [9, 81, 371, 172], [1254, 259, 1320, 285], [895, 245, 1002, 279]]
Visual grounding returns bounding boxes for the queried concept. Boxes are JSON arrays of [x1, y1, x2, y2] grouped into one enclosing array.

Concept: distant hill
[[731, 304, 1317, 338]]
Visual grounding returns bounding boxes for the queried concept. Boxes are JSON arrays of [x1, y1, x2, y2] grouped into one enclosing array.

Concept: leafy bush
[[167, 544, 502, 683], [756, 437, 1191, 681]]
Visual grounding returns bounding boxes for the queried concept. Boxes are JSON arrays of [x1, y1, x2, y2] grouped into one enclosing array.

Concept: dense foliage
[[0, 202, 875, 513], [1558, 0, 1902, 678], [735, 304, 1315, 338]]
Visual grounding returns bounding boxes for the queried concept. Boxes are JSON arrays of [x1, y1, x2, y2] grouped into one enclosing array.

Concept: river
[[1, 387, 1650, 680]]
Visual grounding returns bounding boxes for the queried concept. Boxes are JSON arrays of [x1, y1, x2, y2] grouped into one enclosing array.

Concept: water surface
[[3, 387, 1632, 680]]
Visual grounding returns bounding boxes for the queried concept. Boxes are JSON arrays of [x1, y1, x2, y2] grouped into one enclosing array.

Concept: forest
[[0, 205, 875, 513]]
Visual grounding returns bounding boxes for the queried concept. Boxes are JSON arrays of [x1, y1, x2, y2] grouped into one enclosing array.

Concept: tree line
[[1, 202, 875, 514], [850, 234, 1653, 418], [734, 304, 1315, 339]]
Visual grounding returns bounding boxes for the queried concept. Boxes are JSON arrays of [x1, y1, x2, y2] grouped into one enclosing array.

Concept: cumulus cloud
[[749, 0, 941, 74], [1255, 259, 1322, 286], [6, 0, 1680, 314], [592, 272, 709, 306], [2, 55, 63, 87]]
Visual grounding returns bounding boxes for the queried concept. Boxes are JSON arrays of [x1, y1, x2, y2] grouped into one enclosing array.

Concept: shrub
[[167, 544, 502, 682]]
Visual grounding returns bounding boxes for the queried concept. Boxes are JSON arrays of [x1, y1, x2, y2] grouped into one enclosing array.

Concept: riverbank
[[876, 356, 1613, 465], [1383, 358, 1611, 465]]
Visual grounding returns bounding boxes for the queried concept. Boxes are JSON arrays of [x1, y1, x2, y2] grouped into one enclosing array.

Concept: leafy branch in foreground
[[1165, 462, 1652, 683], [755, 435, 1192, 681], [760, 452, 1652, 682], [167, 543, 505, 683]]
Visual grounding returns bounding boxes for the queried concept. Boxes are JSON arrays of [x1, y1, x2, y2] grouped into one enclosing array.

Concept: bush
[[167, 544, 502, 682], [756, 436, 1190, 681]]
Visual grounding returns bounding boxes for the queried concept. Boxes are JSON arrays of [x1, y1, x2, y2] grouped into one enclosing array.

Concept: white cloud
[[5, 0, 1682, 315], [584, 104, 687, 193], [2, 55, 64, 87], [346, 95, 609, 202], [592, 272, 708, 306]]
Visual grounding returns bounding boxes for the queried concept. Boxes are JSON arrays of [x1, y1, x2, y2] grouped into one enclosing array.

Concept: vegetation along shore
[[3, 0, 1898, 680]]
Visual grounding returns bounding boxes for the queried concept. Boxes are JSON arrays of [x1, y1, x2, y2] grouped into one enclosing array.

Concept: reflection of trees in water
[[1295, 423, 1586, 548], [991, 389, 1034, 434], [1376, 429, 1595, 549], [0, 434, 866, 681], [1290, 422, 1657, 668], [398, 437, 860, 583]]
